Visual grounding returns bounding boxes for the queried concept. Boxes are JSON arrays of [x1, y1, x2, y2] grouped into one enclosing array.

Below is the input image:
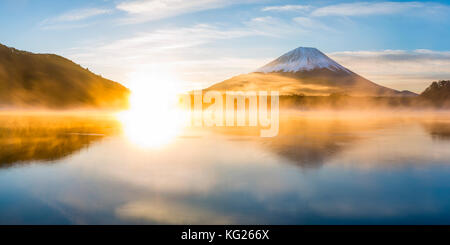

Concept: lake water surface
[[1, 111, 450, 224]]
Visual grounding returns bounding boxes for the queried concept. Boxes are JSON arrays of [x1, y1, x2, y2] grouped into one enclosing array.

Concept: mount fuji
[[256, 47, 351, 74], [208, 47, 416, 96]]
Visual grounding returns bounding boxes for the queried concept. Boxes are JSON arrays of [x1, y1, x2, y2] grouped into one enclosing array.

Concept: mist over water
[[1, 110, 450, 224]]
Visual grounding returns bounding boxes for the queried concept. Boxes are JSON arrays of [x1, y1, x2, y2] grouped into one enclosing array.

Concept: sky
[[1, 0, 450, 93]]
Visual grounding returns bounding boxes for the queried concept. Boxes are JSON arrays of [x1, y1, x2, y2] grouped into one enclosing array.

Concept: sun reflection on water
[[117, 69, 187, 149]]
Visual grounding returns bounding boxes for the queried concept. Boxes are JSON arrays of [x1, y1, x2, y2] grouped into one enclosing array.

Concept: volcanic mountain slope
[[0, 43, 129, 109], [207, 47, 415, 96]]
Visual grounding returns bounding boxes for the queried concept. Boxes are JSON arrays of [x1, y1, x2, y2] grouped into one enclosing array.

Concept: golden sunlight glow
[[117, 68, 187, 148]]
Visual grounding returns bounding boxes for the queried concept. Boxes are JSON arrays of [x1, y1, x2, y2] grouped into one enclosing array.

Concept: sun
[[117, 68, 187, 148]]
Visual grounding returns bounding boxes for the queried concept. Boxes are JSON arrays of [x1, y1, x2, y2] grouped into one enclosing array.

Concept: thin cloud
[[64, 23, 261, 86], [262, 5, 311, 12], [40, 8, 112, 29], [244, 16, 307, 37], [99, 24, 254, 52], [42, 8, 111, 23], [116, 200, 235, 224], [54, 8, 112, 22], [40, 23, 92, 31], [293, 16, 333, 31], [312, 1, 431, 17], [116, 0, 252, 24], [329, 49, 450, 92], [68, 24, 256, 67]]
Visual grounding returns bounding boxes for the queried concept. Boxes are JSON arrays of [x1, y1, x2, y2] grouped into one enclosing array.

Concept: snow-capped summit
[[257, 47, 350, 73], [207, 46, 415, 97]]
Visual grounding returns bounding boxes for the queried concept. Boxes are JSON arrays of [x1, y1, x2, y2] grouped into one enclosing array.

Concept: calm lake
[[1, 111, 450, 224]]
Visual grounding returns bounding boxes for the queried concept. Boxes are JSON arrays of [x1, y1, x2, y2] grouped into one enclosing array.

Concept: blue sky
[[1, 0, 450, 92]]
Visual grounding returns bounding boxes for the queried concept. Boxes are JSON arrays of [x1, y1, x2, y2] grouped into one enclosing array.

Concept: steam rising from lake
[[1, 110, 450, 224]]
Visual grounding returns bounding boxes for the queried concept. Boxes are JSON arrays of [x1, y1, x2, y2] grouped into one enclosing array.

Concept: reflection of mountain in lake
[[269, 115, 450, 169], [259, 116, 359, 168], [2, 113, 450, 171], [214, 113, 450, 169], [0, 114, 120, 168], [212, 114, 387, 168]]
